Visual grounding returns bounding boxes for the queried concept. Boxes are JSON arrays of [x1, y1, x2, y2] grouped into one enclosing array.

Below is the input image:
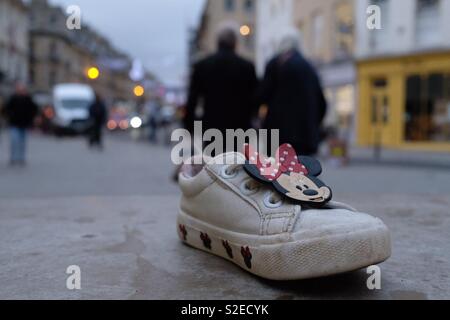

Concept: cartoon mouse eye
[[296, 184, 310, 191]]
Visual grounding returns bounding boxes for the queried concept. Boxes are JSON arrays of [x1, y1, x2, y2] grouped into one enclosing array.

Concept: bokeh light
[[133, 85, 145, 97], [240, 25, 251, 36], [87, 67, 100, 80]]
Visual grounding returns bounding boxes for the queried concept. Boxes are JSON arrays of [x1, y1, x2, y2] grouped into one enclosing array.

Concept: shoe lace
[[224, 164, 283, 205]]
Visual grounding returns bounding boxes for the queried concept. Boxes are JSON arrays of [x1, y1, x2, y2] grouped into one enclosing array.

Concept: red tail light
[[43, 106, 55, 119]]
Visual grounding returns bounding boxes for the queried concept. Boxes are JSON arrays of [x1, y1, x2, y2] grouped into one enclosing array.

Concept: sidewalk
[[1, 134, 449, 299], [1, 193, 449, 299], [348, 146, 450, 170]]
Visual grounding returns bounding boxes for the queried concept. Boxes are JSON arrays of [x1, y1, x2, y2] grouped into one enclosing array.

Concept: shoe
[[177, 152, 391, 280]]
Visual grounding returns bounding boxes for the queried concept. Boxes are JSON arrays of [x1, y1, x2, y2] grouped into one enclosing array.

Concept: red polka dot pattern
[[244, 143, 309, 181]]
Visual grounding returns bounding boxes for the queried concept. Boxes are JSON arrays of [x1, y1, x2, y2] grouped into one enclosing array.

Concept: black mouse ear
[[298, 156, 322, 176], [244, 162, 273, 183]]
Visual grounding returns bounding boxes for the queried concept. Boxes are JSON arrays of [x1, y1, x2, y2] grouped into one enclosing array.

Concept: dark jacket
[[185, 49, 259, 133], [260, 50, 327, 155], [89, 99, 107, 127], [3, 94, 38, 129]]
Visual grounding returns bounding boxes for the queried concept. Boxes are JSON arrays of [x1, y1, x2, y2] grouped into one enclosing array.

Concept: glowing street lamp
[[133, 85, 145, 97], [87, 67, 100, 80], [240, 25, 251, 36]]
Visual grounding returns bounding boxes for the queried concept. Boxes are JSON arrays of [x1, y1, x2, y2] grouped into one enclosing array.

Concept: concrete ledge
[[0, 194, 448, 299]]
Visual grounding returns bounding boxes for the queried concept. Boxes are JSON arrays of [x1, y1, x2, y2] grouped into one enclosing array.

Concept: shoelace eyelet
[[240, 179, 259, 195], [263, 192, 283, 208], [221, 166, 239, 179]]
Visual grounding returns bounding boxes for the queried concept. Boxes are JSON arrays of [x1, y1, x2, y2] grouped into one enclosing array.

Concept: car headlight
[[130, 116, 142, 129]]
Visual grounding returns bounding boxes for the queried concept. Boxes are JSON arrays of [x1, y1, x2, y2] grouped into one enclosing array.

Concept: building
[[190, 0, 356, 138], [29, 0, 80, 94], [293, 0, 356, 137], [0, 0, 29, 101], [193, 0, 293, 74], [355, 0, 450, 151], [256, 0, 295, 76], [28, 0, 142, 105], [193, 0, 257, 63]]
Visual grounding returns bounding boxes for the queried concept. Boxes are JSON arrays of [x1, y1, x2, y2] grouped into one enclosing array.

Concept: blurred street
[[1, 0, 450, 303], [1, 132, 450, 198], [0, 132, 178, 198], [0, 133, 449, 299]]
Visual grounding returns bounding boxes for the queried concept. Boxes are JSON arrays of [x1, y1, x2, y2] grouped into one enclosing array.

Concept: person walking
[[88, 92, 107, 149], [2, 83, 38, 166], [260, 31, 327, 156], [184, 27, 259, 137], [146, 99, 162, 143]]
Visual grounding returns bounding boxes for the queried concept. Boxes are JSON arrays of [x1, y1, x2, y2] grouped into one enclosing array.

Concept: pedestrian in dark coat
[[184, 27, 259, 135], [88, 93, 107, 149], [3, 83, 38, 166], [260, 34, 327, 156]]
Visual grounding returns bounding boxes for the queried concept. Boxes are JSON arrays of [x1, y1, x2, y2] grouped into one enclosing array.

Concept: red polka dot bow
[[244, 143, 308, 182]]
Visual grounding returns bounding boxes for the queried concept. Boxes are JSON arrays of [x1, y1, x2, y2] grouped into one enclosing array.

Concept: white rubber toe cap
[[291, 208, 389, 241]]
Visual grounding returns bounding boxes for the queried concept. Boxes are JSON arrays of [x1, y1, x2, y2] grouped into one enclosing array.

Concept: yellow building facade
[[357, 51, 450, 152]]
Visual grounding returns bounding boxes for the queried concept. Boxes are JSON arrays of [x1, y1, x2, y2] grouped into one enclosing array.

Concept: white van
[[52, 83, 95, 134]]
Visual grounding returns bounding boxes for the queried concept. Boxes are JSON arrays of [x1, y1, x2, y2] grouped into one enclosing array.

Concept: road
[[0, 133, 449, 299]]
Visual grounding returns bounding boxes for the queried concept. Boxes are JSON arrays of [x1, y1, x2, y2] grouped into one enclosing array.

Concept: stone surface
[[0, 133, 449, 299], [0, 194, 449, 299]]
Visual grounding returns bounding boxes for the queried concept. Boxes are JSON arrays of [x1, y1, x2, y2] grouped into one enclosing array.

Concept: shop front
[[319, 60, 356, 139], [357, 51, 450, 152]]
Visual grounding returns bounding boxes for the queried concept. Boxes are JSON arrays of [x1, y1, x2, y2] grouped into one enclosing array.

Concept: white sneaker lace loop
[[223, 164, 283, 207]]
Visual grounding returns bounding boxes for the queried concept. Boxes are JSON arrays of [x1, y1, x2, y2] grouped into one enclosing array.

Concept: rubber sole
[[177, 210, 391, 280]]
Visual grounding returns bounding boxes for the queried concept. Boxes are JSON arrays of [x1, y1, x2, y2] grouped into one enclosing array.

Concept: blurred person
[[0, 96, 4, 143], [184, 27, 259, 138], [2, 82, 38, 166], [146, 99, 162, 143], [88, 92, 107, 149], [259, 29, 327, 156]]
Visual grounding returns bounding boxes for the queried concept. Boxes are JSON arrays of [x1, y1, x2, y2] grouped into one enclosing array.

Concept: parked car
[[51, 83, 95, 135], [107, 107, 129, 132]]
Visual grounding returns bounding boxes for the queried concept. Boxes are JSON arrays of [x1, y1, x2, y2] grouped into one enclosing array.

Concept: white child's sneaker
[[177, 150, 391, 280]]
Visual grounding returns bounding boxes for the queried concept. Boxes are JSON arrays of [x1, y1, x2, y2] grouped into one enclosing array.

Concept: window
[[326, 85, 355, 130], [370, 79, 389, 125], [416, 0, 441, 47], [49, 41, 58, 62], [49, 70, 56, 87], [224, 0, 235, 12], [49, 12, 57, 25], [312, 12, 324, 58], [334, 1, 354, 59], [29, 68, 35, 85], [244, 0, 254, 12], [405, 73, 450, 142]]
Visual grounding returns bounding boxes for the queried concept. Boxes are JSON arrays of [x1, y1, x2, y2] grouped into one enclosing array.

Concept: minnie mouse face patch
[[243, 143, 332, 206]]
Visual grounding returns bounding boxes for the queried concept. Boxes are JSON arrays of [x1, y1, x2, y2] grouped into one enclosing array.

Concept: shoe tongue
[[207, 152, 246, 166]]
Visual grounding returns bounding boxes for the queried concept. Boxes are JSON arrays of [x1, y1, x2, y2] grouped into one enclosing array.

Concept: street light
[[87, 67, 100, 80], [240, 25, 251, 36], [133, 85, 145, 97]]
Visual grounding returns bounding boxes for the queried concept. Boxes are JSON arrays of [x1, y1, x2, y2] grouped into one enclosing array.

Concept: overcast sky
[[49, 0, 205, 86]]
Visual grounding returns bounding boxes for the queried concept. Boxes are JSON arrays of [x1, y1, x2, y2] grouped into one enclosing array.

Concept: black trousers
[[89, 125, 102, 147]]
